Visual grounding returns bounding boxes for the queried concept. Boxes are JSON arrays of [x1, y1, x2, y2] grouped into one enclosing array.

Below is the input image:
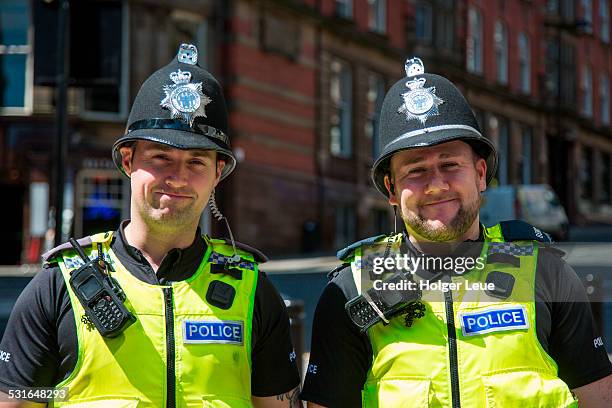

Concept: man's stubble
[[401, 181, 482, 242]]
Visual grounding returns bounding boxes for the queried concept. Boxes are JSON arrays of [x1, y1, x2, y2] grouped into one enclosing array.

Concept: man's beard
[[401, 193, 482, 242], [137, 193, 201, 232]]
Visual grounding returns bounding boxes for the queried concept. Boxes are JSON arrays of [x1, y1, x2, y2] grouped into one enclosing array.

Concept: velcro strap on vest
[[209, 252, 255, 271], [210, 263, 243, 280]]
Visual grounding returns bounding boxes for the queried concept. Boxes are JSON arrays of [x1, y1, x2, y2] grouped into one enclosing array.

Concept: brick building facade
[[1, 0, 611, 264]]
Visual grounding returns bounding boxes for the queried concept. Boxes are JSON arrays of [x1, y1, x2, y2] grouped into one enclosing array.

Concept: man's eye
[[408, 168, 426, 175], [190, 160, 206, 166], [442, 162, 459, 169]]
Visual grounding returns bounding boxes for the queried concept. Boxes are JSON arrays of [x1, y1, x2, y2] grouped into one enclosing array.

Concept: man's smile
[[155, 191, 194, 201], [422, 198, 458, 207]]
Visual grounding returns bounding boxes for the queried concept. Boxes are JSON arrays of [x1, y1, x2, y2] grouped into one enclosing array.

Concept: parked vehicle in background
[[480, 184, 570, 241]]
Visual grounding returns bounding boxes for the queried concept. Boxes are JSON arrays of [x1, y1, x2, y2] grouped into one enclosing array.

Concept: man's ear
[[476, 158, 487, 192], [214, 160, 226, 187], [119, 146, 134, 176], [384, 174, 398, 206]]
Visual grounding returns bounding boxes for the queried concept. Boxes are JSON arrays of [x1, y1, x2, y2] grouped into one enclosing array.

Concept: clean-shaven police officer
[[0, 44, 301, 407], [300, 58, 612, 407]]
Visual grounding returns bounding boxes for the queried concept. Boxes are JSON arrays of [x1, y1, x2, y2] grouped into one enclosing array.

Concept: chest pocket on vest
[[482, 371, 577, 408], [362, 377, 431, 408]]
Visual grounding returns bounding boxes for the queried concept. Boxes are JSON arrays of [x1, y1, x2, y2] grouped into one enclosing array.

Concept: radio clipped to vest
[[68, 238, 136, 337], [346, 271, 424, 332]]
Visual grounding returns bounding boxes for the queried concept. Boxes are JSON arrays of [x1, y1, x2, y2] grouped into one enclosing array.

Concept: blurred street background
[[2, 0, 612, 369]]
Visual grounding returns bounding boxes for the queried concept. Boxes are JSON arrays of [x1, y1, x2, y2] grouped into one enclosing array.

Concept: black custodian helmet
[[112, 44, 236, 180], [372, 57, 497, 196]]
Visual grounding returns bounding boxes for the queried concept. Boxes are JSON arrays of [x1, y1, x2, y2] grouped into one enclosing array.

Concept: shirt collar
[[113, 220, 207, 283]]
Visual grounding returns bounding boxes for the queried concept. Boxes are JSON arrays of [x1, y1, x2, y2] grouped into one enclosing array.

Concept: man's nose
[[165, 161, 189, 187], [424, 168, 449, 194]]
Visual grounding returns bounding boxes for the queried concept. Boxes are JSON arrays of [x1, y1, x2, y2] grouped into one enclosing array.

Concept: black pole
[[53, 0, 70, 247]]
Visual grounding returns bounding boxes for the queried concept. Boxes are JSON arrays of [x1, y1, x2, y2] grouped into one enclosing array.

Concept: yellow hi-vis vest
[[347, 224, 578, 408], [51, 232, 259, 408]]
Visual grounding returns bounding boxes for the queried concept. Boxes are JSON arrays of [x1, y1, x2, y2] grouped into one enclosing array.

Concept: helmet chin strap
[[208, 189, 240, 264], [394, 206, 398, 235]]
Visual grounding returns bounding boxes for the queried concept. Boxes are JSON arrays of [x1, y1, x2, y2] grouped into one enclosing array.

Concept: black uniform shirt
[[300, 232, 612, 407], [0, 222, 300, 397]]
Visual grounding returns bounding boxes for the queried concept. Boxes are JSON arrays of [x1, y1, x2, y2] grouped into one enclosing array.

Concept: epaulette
[[499, 220, 552, 243], [336, 234, 385, 261], [327, 263, 350, 281], [218, 237, 269, 263], [41, 236, 93, 265]]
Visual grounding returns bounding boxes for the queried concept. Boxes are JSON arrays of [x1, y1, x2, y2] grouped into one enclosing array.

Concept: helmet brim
[[112, 128, 237, 180], [371, 126, 498, 197]]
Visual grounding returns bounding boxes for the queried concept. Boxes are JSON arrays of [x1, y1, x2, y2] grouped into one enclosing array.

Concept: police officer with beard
[[0, 45, 300, 407], [300, 58, 612, 407]]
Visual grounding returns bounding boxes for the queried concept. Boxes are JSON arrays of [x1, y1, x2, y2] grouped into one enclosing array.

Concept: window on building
[[368, 0, 386, 34], [544, 39, 577, 107], [518, 32, 531, 94], [601, 0, 610, 42], [521, 126, 533, 184], [601, 153, 611, 203], [582, 65, 593, 117], [561, 43, 576, 106], [0, 0, 31, 112], [415, 2, 433, 43], [580, 146, 594, 200], [335, 0, 353, 19], [582, 0, 593, 33], [435, 0, 455, 50], [601, 73, 610, 125], [495, 116, 510, 185], [467, 7, 483, 74], [561, 0, 576, 21], [545, 40, 560, 98], [334, 204, 356, 250], [547, 0, 559, 15], [75, 1, 126, 117], [366, 73, 385, 159], [261, 11, 300, 60], [330, 59, 353, 158], [495, 21, 508, 85], [75, 169, 124, 238]]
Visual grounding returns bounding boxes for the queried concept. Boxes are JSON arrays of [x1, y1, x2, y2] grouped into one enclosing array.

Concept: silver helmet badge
[[398, 57, 444, 125], [160, 69, 211, 128]]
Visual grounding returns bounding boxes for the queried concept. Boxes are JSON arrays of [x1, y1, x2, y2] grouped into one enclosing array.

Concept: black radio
[[68, 238, 136, 338], [346, 271, 423, 332]]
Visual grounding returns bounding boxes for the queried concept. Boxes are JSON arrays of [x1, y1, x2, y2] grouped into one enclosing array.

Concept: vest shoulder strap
[[336, 234, 401, 262], [41, 232, 114, 265], [336, 234, 385, 262], [485, 220, 552, 243], [206, 236, 268, 264]]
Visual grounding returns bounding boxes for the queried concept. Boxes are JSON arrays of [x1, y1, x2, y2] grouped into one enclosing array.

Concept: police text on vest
[[183, 320, 243, 345], [460, 306, 529, 337], [0, 350, 10, 362]]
